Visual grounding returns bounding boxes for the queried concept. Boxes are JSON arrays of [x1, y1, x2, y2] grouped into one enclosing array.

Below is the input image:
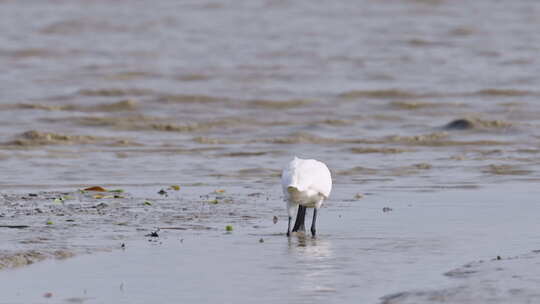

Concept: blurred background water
[[1, 0, 540, 190]]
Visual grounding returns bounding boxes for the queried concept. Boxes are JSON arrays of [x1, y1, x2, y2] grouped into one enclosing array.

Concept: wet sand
[[2, 184, 540, 303]]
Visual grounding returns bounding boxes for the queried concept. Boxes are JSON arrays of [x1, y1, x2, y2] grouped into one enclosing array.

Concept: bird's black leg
[[311, 208, 318, 237], [287, 216, 291, 237], [292, 205, 306, 232]]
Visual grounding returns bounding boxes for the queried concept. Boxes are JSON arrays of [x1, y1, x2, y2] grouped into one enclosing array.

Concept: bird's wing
[[304, 159, 332, 198], [281, 157, 332, 198]]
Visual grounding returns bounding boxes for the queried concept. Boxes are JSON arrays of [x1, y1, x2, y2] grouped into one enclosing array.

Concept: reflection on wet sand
[[287, 235, 337, 295]]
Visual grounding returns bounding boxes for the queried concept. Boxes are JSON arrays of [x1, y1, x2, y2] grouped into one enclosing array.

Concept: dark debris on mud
[[0, 187, 273, 270]]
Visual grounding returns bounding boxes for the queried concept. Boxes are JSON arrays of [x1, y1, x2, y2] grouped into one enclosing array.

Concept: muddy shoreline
[[2, 184, 540, 303], [0, 185, 277, 270]]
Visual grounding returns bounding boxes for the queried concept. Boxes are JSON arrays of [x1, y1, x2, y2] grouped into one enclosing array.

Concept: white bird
[[281, 156, 332, 237]]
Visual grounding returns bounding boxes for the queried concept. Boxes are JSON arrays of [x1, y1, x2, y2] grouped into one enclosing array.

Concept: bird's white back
[[281, 156, 332, 199]]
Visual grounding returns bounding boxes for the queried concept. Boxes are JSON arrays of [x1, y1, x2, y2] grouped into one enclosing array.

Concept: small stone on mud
[[273, 216, 278, 224], [28, 193, 37, 197], [121, 243, 125, 249], [382, 207, 393, 213], [43, 292, 53, 298], [158, 189, 168, 196], [84, 186, 108, 192], [94, 202, 108, 209], [145, 230, 159, 238], [445, 118, 474, 130], [259, 238, 264, 243], [497, 255, 502, 260]]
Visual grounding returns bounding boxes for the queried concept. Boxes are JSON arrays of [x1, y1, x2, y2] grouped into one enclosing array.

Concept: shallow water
[[2, 185, 540, 303], [1, 0, 540, 189], [2, 0, 540, 303]]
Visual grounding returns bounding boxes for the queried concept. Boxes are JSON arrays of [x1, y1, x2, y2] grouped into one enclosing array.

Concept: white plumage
[[281, 156, 332, 236]]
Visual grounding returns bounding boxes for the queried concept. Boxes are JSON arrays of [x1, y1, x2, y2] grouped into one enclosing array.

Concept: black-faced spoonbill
[[281, 156, 332, 237]]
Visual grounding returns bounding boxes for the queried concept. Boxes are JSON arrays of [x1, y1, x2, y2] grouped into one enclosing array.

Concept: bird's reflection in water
[[287, 233, 332, 257], [286, 234, 338, 295]]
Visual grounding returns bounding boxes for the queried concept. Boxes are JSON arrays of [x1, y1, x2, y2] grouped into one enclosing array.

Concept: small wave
[[218, 152, 268, 157], [350, 147, 411, 154], [337, 166, 378, 176], [483, 164, 532, 176], [389, 101, 465, 110], [236, 168, 281, 177], [387, 132, 508, 146], [388, 132, 449, 143], [40, 19, 128, 35], [193, 137, 238, 144], [444, 118, 513, 131], [17, 103, 76, 111], [157, 94, 226, 103], [474, 89, 534, 96], [338, 89, 422, 99], [78, 88, 153, 97], [89, 99, 138, 112], [175, 74, 211, 82], [58, 115, 250, 133], [315, 119, 354, 126], [338, 163, 431, 177], [407, 38, 450, 47], [4, 130, 102, 146], [210, 168, 281, 178], [448, 27, 475, 36], [2, 48, 59, 58], [264, 133, 340, 144], [105, 71, 160, 81], [249, 99, 312, 109], [9, 100, 137, 112]]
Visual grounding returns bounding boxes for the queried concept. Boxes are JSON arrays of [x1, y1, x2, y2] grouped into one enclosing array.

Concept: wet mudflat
[[2, 184, 540, 303], [2, 0, 540, 303]]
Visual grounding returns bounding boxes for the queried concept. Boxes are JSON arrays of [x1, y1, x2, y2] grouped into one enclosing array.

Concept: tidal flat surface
[[2, 185, 540, 304], [1, 0, 540, 303]]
